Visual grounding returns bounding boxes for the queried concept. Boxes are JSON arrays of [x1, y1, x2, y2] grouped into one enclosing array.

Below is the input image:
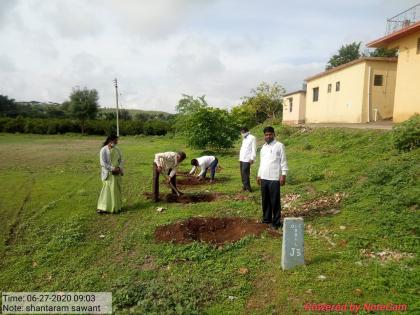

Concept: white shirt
[[99, 145, 123, 181], [189, 156, 215, 177], [239, 133, 257, 162], [257, 140, 288, 180], [154, 152, 179, 177]]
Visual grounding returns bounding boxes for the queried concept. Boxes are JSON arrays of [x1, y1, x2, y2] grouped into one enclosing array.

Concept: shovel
[[168, 180, 182, 197]]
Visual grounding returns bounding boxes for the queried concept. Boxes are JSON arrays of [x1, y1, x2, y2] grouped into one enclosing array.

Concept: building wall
[[299, 92, 306, 122], [387, 32, 420, 122], [283, 92, 306, 124], [362, 60, 397, 121], [305, 63, 366, 123]]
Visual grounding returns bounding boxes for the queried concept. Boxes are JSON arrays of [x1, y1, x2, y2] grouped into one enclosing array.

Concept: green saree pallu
[[97, 147, 123, 213]]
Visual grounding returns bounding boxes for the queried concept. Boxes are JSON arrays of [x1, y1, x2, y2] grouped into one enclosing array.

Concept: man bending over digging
[[153, 151, 186, 202], [189, 155, 219, 183]]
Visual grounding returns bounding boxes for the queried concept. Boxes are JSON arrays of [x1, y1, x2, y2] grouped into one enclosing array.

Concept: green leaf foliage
[[175, 95, 239, 150], [326, 42, 362, 70], [392, 114, 420, 152], [67, 87, 99, 133]]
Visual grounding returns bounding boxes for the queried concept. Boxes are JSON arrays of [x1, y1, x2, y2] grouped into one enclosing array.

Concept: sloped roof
[[283, 90, 306, 97], [305, 57, 397, 82], [367, 21, 420, 48]]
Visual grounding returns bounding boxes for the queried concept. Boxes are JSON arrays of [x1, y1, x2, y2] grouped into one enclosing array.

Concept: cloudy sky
[[0, 0, 418, 112]]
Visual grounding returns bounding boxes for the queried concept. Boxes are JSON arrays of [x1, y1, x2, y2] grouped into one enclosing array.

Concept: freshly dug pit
[[165, 193, 218, 203], [175, 175, 230, 186], [143, 192, 218, 203], [155, 217, 279, 245], [176, 177, 208, 186]]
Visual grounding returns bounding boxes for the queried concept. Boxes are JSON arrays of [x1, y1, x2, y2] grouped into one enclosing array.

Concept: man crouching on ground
[[189, 155, 219, 183], [153, 151, 186, 202]]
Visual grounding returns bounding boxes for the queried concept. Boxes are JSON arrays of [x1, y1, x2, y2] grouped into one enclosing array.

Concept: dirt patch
[[144, 192, 218, 203], [175, 175, 230, 186], [360, 249, 414, 263], [176, 177, 209, 186], [165, 193, 218, 203], [155, 217, 279, 246], [282, 192, 345, 218]]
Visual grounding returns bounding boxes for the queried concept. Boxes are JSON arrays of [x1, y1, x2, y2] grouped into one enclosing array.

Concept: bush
[[392, 114, 420, 152], [3, 116, 25, 133], [143, 120, 171, 136], [119, 120, 143, 135], [0, 117, 169, 136], [177, 107, 239, 150]]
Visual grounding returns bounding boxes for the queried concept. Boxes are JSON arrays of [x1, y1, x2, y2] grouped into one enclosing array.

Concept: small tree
[[231, 103, 259, 129], [98, 111, 116, 120], [174, 94, 208, 133], [175, 94, 208, 115], [119, 109, 132, 120], [67, 87, 99, 134], [0, 95, 17, 117], [241, 82, 285, 120], [175, 95, 239, 149], [369, 47, 398, 58], [134, 112, 149, 122], [326, 42, 361, 70], [182, 107, 239, 149]]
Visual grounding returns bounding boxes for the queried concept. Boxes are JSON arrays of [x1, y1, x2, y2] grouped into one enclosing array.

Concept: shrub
[[143, 120, 171, 136], [177, 107, 239, 150], [120, 120, 144, 135], [392, 114, 420, 152], [3, 116, 25, 133]]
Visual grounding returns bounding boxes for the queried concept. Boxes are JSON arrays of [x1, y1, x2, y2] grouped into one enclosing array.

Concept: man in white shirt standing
[[239, 127, 257, 192], [189, 155, 218, 182], [153, 151, 186, 202], [257, 126, 288, 229]]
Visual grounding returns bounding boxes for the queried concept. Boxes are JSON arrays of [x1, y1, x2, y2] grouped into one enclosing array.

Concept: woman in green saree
[[97, 135, 124, 214]]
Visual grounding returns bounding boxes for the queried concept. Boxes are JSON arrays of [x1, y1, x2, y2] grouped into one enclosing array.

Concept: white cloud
[[0, 54, 17, 72], [0, 0, 417, 112]]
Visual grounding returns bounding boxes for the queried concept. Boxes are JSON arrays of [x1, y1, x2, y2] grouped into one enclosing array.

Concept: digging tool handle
[[168, 180, 181, 196]]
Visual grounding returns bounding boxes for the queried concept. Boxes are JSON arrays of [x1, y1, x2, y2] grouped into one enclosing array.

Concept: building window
[[327, 84, 332, 93], [374, 74, 383, 86], [288, 98, 293, 112], [312, 87, 319, 102], [336, 81, 340, 92], [417, 38, 420, 54]]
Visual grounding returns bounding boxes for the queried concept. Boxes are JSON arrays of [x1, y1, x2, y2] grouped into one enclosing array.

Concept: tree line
[[0, 87, 173, 136]]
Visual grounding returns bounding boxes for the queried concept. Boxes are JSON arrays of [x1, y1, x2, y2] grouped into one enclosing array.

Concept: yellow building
[[368, 21, 420, 122], [282, 90, 306, 125], [304, 57, 397, 123]]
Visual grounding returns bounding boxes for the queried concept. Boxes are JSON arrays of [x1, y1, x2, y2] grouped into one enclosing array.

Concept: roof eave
[[367, 21, 420, 48], [305, 57, 397, 82]]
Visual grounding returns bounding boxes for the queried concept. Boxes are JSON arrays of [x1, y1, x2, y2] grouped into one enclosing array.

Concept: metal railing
[[386, 3, 420, 34]]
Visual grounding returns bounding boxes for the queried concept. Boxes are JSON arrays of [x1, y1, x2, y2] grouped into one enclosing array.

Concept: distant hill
[[100, 107, 173, 118], [16, 101, 61, 106]]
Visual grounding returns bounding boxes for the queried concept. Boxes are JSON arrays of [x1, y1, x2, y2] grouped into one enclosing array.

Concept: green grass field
[[0, 126, 418, 314]]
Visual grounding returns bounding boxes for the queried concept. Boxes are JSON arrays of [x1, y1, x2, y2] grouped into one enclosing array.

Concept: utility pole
[[113, 78, 120, 136]]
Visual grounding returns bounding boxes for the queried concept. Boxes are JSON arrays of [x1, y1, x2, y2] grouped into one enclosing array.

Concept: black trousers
[[240, 161, 251, 191], [260, 179, 281, 227], [153, 163, 176, 202]]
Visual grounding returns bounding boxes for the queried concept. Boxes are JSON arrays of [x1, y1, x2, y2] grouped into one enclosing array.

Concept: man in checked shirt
[[153, 151, 186, 202]]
